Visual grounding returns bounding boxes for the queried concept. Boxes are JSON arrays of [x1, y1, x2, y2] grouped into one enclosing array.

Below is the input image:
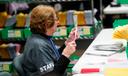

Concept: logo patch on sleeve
[[40, 62, 54, 73]]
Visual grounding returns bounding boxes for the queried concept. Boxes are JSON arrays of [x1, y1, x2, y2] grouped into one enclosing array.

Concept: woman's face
[[46, 16, 59, 36]]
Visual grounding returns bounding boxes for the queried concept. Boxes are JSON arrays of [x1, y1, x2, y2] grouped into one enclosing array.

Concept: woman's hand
[[62, 41, 76, 58], [65, 28, 79, 46]]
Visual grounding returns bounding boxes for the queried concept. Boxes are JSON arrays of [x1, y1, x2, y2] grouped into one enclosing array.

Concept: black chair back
[[13, 54, 25, 76]]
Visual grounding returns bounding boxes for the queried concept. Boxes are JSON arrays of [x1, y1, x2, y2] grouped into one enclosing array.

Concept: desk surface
[[72, 29, 127, 76], [103, 5, 128, 14]]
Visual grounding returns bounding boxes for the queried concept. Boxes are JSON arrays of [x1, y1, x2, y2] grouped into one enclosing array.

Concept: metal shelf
[[52, 36, 94, 40], [32, 0, 86, 3], [0, 0, 87, 3]]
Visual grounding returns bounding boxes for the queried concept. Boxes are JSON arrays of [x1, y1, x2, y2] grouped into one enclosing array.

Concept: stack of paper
[[113, 25, 128, 40], [86, 39, 127, 57]]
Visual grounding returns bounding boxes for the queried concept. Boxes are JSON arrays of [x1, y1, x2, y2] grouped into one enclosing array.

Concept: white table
[[103, 5, 128, 14], [72, 29, 127, 76]]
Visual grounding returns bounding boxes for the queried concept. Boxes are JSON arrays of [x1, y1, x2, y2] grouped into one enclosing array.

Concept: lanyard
[[49, 39, 60, 60]]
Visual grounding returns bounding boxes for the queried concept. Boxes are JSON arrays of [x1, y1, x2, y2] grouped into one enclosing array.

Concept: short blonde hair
[[30, 5, 56, 34]]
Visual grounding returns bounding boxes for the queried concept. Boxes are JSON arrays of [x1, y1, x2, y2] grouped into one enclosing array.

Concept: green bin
[[1, 29, 24, 41], [113, 19, 128, 28], [1, 29, 8, 40], [117, 0, 128, 4], [23, 28, 32, 39]]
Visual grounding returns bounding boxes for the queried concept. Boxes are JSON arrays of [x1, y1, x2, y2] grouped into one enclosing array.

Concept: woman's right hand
[[65, 27, 79, 46], [62, 41, 76, 58]]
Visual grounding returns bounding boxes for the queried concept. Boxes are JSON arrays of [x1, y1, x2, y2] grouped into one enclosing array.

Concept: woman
[[22, 5, 78, 76]]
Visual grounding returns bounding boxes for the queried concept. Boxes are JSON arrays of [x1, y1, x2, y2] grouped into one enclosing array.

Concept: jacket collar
[[32, 32, 52, 40]]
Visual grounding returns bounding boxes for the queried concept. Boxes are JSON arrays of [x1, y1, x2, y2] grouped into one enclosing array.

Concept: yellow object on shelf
[[58, 12, 67, 26], [74, 11, 86, 26], [16, 13, 27, 27], [0, 44, 10, 59], [0, 11, 8, 28]]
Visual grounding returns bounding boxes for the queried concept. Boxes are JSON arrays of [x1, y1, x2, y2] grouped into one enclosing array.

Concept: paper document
[[73, 73, 103, 76], [86, 50, 117, 56]]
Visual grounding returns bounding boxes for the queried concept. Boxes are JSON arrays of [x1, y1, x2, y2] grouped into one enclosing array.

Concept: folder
[[105, 68, 128, 76], [104, 61, 128, 76]]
